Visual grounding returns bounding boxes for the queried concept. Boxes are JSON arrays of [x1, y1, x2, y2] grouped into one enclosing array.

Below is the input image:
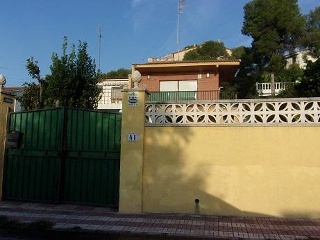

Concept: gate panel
[[63, 109, 121, 206], [4, 109, 63, 202], [4, 108, 121, 207], [5, 155, 60, 201]]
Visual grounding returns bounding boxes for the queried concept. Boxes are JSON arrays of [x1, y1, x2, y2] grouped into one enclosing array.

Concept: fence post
[[119, 87, 148, 213]]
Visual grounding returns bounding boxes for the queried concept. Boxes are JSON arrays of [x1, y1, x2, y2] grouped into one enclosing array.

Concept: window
[[160, 81, 178, 91], [179, 80, 197, 91], [111, 87, 122, 103], [160, 80, 197, 91]]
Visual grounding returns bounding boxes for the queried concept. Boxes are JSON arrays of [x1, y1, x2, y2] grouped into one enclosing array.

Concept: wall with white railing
[[145, 98, 320, 126], [256, 82, 288, 96], [120, 90, 320, 218]]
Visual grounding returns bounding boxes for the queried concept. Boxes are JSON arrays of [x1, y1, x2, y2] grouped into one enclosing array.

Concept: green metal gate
[[3, 108, 121, 207]]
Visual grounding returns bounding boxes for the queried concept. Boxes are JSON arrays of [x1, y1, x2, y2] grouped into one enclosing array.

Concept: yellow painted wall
[[0, 92, 14, 199], [142, 126, 320, 218], [119, 89, 147, 213]]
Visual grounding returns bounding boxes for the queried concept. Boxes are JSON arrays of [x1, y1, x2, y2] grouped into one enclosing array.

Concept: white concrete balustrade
[[145, 98, 320, 126], [256, 82, 289, 96]]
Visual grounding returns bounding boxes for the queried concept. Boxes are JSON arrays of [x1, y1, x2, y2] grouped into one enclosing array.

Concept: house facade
[[256, 51, 318, 97], [132, 60, 240, 100], [147, 46, 196, 62], [285, 50, 317, 69], [97, 78, 128, 111], [2, 87, 23, 112]]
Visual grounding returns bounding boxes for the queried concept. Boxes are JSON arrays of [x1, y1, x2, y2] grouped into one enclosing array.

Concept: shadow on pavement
[[0, 229, 214, 240]]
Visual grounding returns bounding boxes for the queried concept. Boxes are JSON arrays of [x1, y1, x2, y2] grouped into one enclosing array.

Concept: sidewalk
[[0, 201, 319, 239]]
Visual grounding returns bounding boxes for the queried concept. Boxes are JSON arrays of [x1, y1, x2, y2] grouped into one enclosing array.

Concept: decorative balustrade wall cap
[[145, 98, 320, 126]]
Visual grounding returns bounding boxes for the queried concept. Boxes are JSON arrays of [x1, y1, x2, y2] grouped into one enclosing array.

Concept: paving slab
[[0, 201, 319, 239]]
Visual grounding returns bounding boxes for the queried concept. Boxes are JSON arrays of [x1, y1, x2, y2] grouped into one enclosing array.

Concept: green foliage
[[234, 47, 261, 98], [183, 50, 199, 61], [17, 82, 41, 111], [302, 6, 320, 56], [45, 37, 100, 108], [296, 59, 320, 97], [184, 44, 197, 50], [242, 0, 305, 73], [276, 84, 299, 98], [104, 68, 131, 79], [26, 57, 41, 81], [237, 0, 307, 98], [275, 65, 302, 98], [183, 40, 230, 60], [276, 64, 303, 83], [18, 57, 46, 110], [220, 82, 238, 99], [230, 46, 245, 60], [21, 37, 101, 110]]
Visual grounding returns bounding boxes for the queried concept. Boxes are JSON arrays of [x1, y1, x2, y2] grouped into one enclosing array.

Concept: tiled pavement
[[0, 201, 319, 239]]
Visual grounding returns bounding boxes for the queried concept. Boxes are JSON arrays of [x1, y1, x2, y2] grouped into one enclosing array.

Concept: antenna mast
[[98, 26, 102, 72], [177, 0, 185, 61]]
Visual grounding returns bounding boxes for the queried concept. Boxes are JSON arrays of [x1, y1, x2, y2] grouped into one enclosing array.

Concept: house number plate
[[127, 133, 139, 142]]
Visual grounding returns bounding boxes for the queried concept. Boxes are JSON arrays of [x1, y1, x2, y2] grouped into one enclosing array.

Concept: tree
[[45, 37, 100, 108], [296, 59, 320, 97], [230, 46, 245, 60], [302, 6, 320, 56], [21, 37, 101, 110], [18, 82, 41, 111], [234, 47, 262, 98], [241, 0, 305, 95], [183, 40, 230, 60], [271, 64, 303, 98], [18, 57, 46, 110], [104, 68, 131, 79], [277, 64, 303, 83]]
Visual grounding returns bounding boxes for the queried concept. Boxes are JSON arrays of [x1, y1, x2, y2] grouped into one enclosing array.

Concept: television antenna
[[177, 0, 186, 60], [98, 26, 102, 72]]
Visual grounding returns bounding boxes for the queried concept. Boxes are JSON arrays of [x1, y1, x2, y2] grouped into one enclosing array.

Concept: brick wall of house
[[197, 74, 219, 91], [140, 71, 220, 92]]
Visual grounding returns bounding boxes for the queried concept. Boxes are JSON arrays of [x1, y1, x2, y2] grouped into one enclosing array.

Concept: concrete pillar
[[0, 92, 14, 199], [119, 88, 148, 213]]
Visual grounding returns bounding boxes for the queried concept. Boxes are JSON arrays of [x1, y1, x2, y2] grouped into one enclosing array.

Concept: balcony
[[147, 90, 237, 102], [256, 82, 289, 97]]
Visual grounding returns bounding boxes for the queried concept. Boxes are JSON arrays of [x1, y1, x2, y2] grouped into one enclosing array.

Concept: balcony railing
[[256, 82, 290, 96], [148, 91, 237, 102]]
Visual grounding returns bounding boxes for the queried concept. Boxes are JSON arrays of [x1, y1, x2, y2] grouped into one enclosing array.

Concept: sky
[[0, 0, 319, 87]]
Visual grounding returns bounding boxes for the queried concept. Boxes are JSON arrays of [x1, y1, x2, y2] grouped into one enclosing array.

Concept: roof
[[3, 87, 24, 93], [99, 78, 128, 82], [2, 87, 24, 96], [98, 78, 128, 87], [133, 60, 240, 73], [134, 60, 240, 66]]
